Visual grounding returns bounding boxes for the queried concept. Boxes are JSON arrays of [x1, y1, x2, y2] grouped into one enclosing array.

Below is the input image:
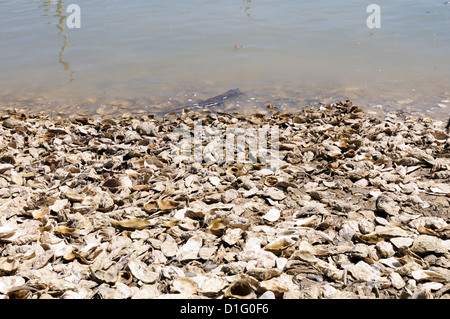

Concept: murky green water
[[1, 0, 449, 118]]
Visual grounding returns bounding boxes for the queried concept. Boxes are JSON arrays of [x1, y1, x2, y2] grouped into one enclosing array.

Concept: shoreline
[[0, 100, 449, 299], [1, 88, 449, 121]]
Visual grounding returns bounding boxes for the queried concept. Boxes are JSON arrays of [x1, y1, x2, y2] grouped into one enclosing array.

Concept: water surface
[[1, 0, 449, 118]]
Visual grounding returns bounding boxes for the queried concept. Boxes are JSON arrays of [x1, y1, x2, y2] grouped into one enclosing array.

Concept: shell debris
[[0, 101, 449, 299]]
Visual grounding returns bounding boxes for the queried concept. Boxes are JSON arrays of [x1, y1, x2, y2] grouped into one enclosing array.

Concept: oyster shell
[[264, 237, 296, 254], [157, 199, 180, 211], [192, 275, 228, 297], [224, 275, 260, 299], [128, 260, 159, 284], [260, 274, 300, 298], [177, 234, 202, 262], [263, 208, 281, 222], [111, 218, 151, 230], [376, 193, 400, 215], [0, 257, 19, 274], [171, 277, 198, 295]]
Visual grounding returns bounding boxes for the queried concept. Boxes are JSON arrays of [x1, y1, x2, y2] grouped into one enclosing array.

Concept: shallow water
[[1, 0, 449, 118]]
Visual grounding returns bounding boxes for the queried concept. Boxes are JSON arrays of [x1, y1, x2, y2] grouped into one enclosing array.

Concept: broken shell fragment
[[222, 228, 243, 246], [263, 208, 281, 222], [184, 209, 205, 220], [32, 207, 49, 219], [376, 193, 400, 215], [7, 286, 33, 299], [49, 199, 69, 213], [295, 201, 329, 217], [161, 235, 179, 257], [0, 276, 26, 295]]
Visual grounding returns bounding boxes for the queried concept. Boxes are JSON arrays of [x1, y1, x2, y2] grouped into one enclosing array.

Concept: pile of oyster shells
[[0, 100, 449, 299]]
